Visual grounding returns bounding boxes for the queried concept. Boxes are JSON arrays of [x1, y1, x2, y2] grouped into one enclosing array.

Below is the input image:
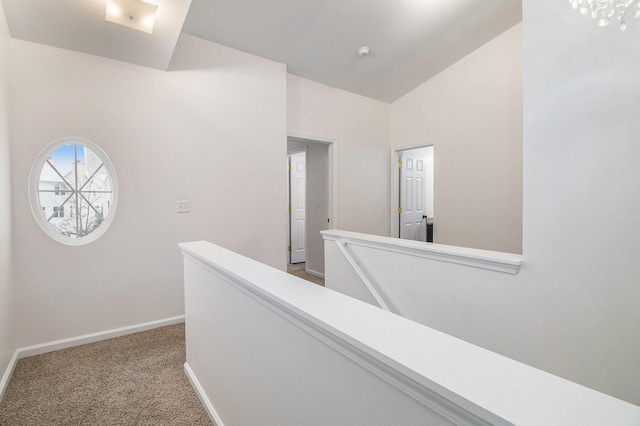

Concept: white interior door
[[399, 150, 427, 241], [289, 152, 306, 263]]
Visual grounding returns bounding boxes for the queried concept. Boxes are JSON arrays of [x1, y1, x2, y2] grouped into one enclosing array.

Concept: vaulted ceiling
[[1, 0, 521, 102]]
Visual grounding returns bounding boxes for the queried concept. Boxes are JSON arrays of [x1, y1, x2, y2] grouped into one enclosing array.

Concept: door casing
[[286, 133, 337, 277]]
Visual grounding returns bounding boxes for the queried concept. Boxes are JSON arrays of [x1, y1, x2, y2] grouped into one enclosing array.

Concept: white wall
[[521, 0, 640, 404], [184, 243, 456, 426], [0, 1, 15, 378], [287, 138, 328, 276], [325, 9, 640, 405], [391, 24, 523, 254], [9, 34, 287, 346], [186, 240, 640, 425], [287, 74, 391, 236]]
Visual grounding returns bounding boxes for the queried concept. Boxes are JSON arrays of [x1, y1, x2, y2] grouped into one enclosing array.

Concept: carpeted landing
[[0, 324, 212, 425], [287, 262, 325, 287]]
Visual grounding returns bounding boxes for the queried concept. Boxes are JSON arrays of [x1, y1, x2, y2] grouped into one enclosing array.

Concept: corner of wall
[[0, 0, 17, 401]]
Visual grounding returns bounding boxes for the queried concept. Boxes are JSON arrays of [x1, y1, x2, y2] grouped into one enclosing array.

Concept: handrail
[[335, 240, 393, 313], [323, 230, 522, 274], [180, 241, 640, 426]]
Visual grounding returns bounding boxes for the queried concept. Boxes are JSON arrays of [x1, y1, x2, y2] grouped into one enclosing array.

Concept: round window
[[29, 138, 118, 245]]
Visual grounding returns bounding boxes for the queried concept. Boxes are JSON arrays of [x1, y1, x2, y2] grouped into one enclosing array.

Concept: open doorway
[[286, 135, 335, 280], [392, 145, 434, 242]]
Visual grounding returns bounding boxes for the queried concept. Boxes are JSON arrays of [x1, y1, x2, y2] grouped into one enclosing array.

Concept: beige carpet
[[0, 324, 211, 425], [287, 263, 325, 286]]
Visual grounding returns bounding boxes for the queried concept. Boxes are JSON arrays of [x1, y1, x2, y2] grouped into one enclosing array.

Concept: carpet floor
[[0, 324, 212, 425], [287, 262, 325, 286]]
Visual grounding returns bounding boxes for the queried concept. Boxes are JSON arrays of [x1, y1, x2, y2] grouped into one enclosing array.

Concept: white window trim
[[28, 137, 119, 246]]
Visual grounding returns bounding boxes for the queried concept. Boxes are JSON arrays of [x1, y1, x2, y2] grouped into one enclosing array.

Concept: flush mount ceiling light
[[105, 0, 158, 34], [570, 0, 640, 31]]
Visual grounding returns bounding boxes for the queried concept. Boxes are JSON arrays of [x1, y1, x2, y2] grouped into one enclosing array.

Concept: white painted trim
[[335, 241, 393, 312], [181, 242, 507, 425], [329, 141, 338, 230], [287, 147, 307, 156], [304, 268, 325, 279], [322, 229, 522, 274], [17, 315, 185, 358], [28, 137, 119, 246], [287, 132, 336, 145], [0, 350, 19, 402], [181, 241, 640, 426], [184, 362, 225, 426], [287, 132, 338, 230]]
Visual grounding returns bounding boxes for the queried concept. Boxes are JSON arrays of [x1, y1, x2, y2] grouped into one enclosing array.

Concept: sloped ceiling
[[182, 0, 522, 102], [2, 0, 521, 103], [1, 0, 191, 70]]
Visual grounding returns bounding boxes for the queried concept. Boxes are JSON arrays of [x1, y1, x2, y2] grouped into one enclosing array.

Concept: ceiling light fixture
[[105, 0, 159, 34], [570, 0, 640, 30]]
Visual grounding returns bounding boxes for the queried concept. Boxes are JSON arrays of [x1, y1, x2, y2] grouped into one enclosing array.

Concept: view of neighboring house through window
[[30, 139, 118, 245], [54, 183, 66, 196]]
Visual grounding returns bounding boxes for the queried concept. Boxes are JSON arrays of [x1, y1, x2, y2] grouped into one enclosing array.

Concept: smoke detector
[[357, 46, 370, 57]]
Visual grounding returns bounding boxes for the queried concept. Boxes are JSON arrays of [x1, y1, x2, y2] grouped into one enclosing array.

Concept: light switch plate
[[176, 200, 190, 213]]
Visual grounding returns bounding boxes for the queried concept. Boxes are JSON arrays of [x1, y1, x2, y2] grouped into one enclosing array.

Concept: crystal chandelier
[[570, 0, 640, 30]]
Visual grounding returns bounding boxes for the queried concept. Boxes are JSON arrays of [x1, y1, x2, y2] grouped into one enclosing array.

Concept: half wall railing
[[180, 240, 640, 426]]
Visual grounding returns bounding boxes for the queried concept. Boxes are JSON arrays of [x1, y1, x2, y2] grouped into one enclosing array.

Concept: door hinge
[[288, 205, 292, 212], [397, 161, 402, 169], [288, 246, 292, 252], [287, 164, 291, 171], [398, 207, 402, 214]]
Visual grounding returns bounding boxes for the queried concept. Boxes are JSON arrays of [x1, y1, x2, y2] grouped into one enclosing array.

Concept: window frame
[[28, 137, 119, 246]]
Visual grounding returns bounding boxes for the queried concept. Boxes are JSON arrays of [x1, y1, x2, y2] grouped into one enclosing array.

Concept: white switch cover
[[176, 200, 190, 213]]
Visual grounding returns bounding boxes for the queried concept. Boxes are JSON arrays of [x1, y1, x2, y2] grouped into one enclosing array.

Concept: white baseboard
[[184, 362, 224, 426], [0, 350, 19, 402], [305, 268, 325, 279], [17, 315, 185, 359]]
